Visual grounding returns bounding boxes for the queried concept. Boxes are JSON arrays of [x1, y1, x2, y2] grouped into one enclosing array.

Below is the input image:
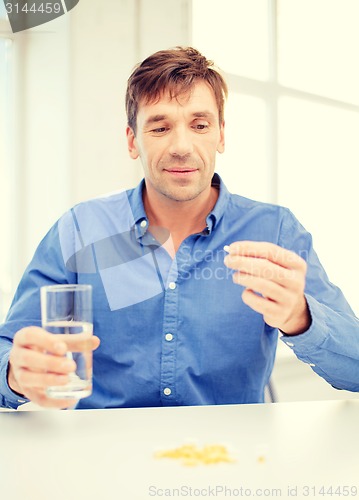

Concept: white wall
[[17, 0, 190, 276], [69, 0, 139, 205], [21, 16, 71, 275]]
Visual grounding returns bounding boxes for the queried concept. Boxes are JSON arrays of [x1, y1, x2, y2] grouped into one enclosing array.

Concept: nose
[[168, 126, 194, 157]]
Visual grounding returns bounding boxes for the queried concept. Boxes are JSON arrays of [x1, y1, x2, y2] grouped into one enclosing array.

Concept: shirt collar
[[128, 179, 148, 239], [205, 173, 230, 234], [128, 173, 230, 238]]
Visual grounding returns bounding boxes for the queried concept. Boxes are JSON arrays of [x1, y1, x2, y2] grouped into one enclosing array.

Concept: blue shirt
[[0, 174, 358, 409]]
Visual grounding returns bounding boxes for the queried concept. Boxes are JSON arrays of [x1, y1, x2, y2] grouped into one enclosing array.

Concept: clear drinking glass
[[40, 284, 93, 399]]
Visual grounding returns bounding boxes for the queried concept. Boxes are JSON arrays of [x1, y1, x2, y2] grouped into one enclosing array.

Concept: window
[[0, 37, 14, 321], [192, 0, 359, 314]]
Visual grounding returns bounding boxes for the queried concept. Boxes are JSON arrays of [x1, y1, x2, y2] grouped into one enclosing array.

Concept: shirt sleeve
[[278, 208, 359, 392], [0, 219, 76, 408]]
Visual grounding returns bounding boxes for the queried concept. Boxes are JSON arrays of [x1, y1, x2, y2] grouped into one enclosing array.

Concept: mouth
[[164, 168, 198, 176]]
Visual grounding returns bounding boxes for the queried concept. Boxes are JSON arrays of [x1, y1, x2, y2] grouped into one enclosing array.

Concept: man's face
[[126, 80, 225, 203]]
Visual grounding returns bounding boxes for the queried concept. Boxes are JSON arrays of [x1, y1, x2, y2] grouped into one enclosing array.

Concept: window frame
[[0, 15, 25, 320]]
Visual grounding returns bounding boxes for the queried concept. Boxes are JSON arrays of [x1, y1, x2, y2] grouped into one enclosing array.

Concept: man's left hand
[[224, 241, 311, 335]]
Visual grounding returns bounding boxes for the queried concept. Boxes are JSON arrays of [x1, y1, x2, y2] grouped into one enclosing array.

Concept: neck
[[143, 183, 218, 252]]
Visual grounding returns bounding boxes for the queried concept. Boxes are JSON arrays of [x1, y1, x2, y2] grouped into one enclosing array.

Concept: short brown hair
[[126, 46, 228, 135]]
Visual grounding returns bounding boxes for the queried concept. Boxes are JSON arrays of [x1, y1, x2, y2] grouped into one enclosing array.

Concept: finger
[[232, 272, 287, 303], [44, 334, 100, 354], [225, 255, 297, 287], [36, 397, 78, 409], [14, 368, 71, 391], [23, 389, 78, 409], [15, 328, 99, 353], [11, 347, 76, 374], [241, 288, 280, 317], [14, 327, 67, 355], [36, 398, 78, 409], [92, 336, 100, 351], [226, 241, 306, 271]]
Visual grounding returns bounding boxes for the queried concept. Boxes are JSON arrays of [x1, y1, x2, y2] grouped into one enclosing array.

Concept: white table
[[1, 400, 358, 500]]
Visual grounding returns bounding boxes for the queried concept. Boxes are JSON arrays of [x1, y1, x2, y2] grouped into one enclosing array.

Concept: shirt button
[[163, 388, 172, 396], [309, 363, 316, 367], [168, 282, 176, 290], [165, 333, 173, 341], [140, 220, 147, 228], [285, 342, 294, 347]]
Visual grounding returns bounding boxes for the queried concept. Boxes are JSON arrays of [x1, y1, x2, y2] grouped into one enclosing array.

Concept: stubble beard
[[154, 171, 211, 203], [148, 155, 213, 203]]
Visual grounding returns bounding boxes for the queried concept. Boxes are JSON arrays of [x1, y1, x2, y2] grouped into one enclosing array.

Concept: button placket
[[160, 259, 179, 404]]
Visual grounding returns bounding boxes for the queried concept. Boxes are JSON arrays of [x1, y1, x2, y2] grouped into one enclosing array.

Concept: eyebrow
[[144, 111, 216, 128], [192, 111, 216, 119], [144, 115, 167, 127]]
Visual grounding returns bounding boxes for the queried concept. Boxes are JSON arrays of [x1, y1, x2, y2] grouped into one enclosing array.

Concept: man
[[0, 47, 358, 410]]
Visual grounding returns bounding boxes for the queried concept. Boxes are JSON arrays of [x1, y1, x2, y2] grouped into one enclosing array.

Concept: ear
[[217, 121, 225, 154], [126, 126, 140, 159]]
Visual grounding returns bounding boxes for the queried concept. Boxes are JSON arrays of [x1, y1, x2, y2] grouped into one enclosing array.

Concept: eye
[[151, 127, 167, 134], [193, 122, 209, 132]]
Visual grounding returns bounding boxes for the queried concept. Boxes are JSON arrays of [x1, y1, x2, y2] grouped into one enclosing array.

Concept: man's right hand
[[8, 326, 100, 409]]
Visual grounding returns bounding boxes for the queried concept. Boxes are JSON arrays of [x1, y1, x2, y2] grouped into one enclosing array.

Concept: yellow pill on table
[[154, 443, 236, 466]]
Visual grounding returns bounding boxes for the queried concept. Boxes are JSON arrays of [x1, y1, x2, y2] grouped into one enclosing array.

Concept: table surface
[[1, 399, 358, 500]]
